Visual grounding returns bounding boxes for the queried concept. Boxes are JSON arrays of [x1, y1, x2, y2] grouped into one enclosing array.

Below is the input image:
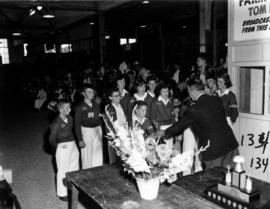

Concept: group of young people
[[48, 55, 239, 201]]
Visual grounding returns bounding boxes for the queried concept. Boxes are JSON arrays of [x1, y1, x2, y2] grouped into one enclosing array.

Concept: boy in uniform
[[49, 99, 79, 201], [116, 75, 132, 126], [74, 84, 103, 169]]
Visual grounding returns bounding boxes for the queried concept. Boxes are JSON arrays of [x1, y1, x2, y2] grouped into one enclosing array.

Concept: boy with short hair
[[115, 75, 132, 125], [49, 99, 79, 201], [132, 100, 154, 139], [74, 84, 103, 169], [145, 75, 157, 117], [104, 87, 127, 163], [146, 75, 157, 99]]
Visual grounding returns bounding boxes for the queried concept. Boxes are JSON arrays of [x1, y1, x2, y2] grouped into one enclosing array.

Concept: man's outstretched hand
[[154, 130, 165, 138]]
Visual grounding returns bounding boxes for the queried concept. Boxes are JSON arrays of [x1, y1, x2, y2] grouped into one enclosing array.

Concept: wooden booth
[[228, 0, 270, 182]]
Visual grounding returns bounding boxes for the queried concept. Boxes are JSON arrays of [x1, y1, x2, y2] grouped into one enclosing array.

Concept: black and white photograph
[[0, 0, 269, 209]]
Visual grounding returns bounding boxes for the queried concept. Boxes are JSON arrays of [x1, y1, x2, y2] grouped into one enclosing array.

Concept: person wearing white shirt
[[104, 88, 128, 163]]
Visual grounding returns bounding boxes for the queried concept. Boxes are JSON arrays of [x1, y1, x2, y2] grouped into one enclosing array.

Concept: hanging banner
[[234, 0, 270, 41]]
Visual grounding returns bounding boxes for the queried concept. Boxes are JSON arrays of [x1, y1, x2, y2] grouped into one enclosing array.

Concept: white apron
[[182, 128, 202, 176], [81, 126, 103, 169], [56, 141, 79, 197]]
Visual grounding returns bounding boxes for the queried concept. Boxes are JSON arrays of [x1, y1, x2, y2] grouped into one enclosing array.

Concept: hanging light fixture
[[12, 32, 22, 36], [142, 0, 150, 4], [42, 13, 55, 19], [42, 8, 55, 19], [12, 32, 21, 36], [29, 9, 36, 16], [37, 6, 43, 11]]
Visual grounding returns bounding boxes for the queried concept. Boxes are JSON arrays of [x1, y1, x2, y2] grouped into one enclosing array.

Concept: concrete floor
[[0, 105, 79, 209]]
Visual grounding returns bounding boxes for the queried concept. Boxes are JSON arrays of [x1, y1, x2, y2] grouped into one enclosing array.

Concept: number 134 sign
[[240, 131, 269, 181]]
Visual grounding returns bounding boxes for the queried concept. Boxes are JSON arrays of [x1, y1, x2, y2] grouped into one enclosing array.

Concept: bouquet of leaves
[[102, 112, 209, 184]]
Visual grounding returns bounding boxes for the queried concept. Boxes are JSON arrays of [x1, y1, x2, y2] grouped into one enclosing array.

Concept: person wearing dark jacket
[[49, 99, 79, 201], [157, 78, 239, 169]]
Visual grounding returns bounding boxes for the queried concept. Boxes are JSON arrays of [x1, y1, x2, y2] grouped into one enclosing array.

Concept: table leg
[[68, 183, 79, 209]]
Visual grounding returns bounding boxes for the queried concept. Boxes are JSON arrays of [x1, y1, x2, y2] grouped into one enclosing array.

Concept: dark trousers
[[204, 148, 239, 169]]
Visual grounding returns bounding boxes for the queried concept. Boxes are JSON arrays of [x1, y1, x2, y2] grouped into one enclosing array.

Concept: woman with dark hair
[[129, 78, 153, 117], [150, 83, 174, 130], [190, 53, 212, 86], [217, 73, 238, 128], [150, 83, 175, 150], [205, 73, 218, 96], [131, 79, 148, 102]]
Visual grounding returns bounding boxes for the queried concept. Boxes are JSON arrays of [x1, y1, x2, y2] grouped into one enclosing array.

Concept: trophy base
[[205, 184, 260, 209]]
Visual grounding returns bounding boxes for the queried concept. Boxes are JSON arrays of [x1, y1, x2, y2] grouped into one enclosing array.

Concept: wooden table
[[66, 165, 270, 209], [66, 164, 223, 209]]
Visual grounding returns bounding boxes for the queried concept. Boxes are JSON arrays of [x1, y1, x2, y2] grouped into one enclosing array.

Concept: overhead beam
[[0, 1, 130, 11], [0, 5, 98, 12], [0, 24, 51, 29], [0, 8, 16, 24], [32, 13, 94, 42]]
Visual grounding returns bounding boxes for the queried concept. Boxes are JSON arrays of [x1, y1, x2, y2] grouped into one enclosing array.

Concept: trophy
[[232, 155, 246, 189], [205, 155, 260, 208]]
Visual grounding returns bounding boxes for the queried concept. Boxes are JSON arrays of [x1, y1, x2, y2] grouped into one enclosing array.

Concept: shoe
[[59, 196, 68, 202]]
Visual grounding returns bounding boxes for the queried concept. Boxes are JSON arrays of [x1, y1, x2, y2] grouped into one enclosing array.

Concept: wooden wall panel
[[238, 117, 270, 182], [233, 44, 262, 62], [263, 44, 270, 61]]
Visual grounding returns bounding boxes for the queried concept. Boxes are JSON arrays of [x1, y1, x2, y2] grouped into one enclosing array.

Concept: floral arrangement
[[102, 113, 209, 184]]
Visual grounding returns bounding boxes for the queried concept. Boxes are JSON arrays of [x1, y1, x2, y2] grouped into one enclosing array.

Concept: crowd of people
[[41, 53, 239, 201]]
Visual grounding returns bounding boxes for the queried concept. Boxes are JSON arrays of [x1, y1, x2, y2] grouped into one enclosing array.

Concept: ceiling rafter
[[0, 5, 98, 12], [0, 7, 16, 24], [0, 1, 197, 41]]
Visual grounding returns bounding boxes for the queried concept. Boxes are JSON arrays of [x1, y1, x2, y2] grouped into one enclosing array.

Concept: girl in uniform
[[217, 73, 238, 128]]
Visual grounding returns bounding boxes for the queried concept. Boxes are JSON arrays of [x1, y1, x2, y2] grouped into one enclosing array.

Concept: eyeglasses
[[112, 94, 120, 97]]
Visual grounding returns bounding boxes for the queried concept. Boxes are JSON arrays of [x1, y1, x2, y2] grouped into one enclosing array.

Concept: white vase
[[136, 178, 160, 200]]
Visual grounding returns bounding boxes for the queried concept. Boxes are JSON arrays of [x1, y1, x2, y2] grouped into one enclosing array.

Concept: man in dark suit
[[157, 78, 239, 169]]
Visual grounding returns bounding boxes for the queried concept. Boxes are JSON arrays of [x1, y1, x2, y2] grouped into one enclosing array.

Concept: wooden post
[[199, 0, 212, 53], [159, 24, 165, 70], [98, 12, 105, 66], [213, 0, 217, 66]]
